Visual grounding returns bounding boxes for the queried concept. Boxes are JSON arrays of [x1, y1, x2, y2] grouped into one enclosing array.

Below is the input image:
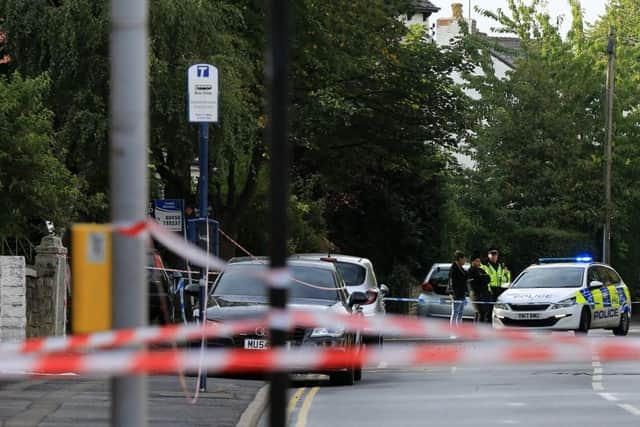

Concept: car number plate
[[517, 313, 540, 319], [244, 339, 269, 350]]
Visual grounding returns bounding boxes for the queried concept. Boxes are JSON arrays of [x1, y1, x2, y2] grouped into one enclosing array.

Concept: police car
[[492, 257, 632, 335]]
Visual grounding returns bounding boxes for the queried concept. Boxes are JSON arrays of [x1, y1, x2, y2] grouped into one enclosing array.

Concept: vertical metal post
[[199, 123, 209, 218], [110, 0, 148, 426], [267, 1, 290, 427], [603, 28, 616, 264], [198, 122, 209, 391]]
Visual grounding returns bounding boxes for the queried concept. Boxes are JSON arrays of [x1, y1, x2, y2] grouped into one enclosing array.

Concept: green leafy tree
[[0, 72, 78, 237], [462, 0, 603, 273], [588, 0, 640, 289]]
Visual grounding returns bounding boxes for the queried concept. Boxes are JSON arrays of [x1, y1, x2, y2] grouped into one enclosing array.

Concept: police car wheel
[[613, 312, 630, 336], [576, 308, 590, 334]]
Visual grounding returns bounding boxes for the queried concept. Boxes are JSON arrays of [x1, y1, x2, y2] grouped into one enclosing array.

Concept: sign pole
[[198, 122, 209, 391], [187, 63, 218, 392], [267, 1, 290, 426], [110, 0, 148, 425]]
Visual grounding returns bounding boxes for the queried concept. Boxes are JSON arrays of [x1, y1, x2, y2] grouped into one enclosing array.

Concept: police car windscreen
[[511, 267, 584, 289], [213, 264, 339, 301]]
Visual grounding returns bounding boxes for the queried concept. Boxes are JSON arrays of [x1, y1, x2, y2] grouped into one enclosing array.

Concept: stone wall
[[26, 236, 68, 338], [0, 256, 26, 342]]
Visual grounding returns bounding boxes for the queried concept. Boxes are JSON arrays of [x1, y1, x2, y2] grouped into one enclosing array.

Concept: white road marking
[[618, 404, 640, 417], [593, 367, 603, 374], [592, 375, 602, 382], [377, 362, 388, 369], [506, 402, 526, 407], [592, 382, 604, 391], [499, 420, 519, 424], [592, 361, 601, 367], [598, 393, 618, 402]]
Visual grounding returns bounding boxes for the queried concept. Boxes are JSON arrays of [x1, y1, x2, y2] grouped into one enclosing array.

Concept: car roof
[[227, 258, 338, 272], [291, 253, 372, 266], [431, 263, 470, 268], [526, 262, 606, 270]]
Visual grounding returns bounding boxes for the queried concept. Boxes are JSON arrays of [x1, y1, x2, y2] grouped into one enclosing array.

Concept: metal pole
[[603, 28, 616, 264], [199, 123, 209, 218], [267, 1, 290, 426], [110, 0, 148, 426], [198, 122, 209, 391]]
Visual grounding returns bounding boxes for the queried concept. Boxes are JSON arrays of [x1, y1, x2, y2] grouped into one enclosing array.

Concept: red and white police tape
[[0, 309, 605, 357], [2, 338, 640, 379], [0, 318, 264, 356], [114, 219, 228, 271]]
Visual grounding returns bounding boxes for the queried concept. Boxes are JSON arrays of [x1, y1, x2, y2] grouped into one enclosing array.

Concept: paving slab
[[0, 376, 264, 427]]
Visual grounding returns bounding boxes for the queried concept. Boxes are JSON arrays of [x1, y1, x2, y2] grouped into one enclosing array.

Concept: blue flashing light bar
[[538, 256, 593, 264]]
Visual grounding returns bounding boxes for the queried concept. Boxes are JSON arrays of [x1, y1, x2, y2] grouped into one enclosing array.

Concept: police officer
[[481, 248, 511, 302], [468, 254, 491, 322]]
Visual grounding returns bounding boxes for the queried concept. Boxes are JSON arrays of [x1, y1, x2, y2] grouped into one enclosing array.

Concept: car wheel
[[354, 365, 362, 381], [576, 308, 590, 334], [613, 311, 630, 336], [329, 367, 355, 386]]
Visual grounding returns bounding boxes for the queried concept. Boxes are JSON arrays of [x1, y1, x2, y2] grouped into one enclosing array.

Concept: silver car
[[416, 263, 477, 320], [291, 253, 387, 344]]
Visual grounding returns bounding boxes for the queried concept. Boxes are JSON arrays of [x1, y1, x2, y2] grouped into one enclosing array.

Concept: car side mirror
[[184, 281, 201, 296], [379, 284, 390, 296], [589, 280, 603, 289], [348, 291, 369, 307]]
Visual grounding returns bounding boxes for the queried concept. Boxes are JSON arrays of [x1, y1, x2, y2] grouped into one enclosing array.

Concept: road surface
[[263, 329, 640, 427]]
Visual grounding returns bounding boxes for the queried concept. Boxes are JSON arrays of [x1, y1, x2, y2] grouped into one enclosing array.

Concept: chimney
[[452, 3, 463, 19]]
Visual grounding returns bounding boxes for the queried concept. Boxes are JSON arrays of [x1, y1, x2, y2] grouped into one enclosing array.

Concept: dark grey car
[[202, 259, 368, 386]]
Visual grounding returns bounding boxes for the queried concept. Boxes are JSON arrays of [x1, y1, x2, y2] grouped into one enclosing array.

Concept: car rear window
[[427, 268, 450, 295], [335, 262, 366, 287], [213, 264, 339, 301]]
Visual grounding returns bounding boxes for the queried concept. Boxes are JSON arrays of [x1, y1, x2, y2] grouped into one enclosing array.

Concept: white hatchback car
[[493, 258, 632, 335], [291, 253, 387, 344]]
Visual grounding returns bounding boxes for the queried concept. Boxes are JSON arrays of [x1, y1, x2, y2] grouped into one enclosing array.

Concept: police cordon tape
[[115, 220, 227, 271], [383, 297, 640, 306], [0, 308, 618, 357], [2, 338, 640, 379]]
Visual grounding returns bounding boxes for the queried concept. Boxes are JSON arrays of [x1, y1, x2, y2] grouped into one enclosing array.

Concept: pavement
[[0, 375, 264, 427]]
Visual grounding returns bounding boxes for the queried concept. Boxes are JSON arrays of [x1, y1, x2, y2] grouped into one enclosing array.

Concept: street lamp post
[[603, 28, 616, 264]]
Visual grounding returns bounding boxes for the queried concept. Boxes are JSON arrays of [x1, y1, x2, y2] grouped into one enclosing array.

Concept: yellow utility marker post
[[72, 224, 112, 333]]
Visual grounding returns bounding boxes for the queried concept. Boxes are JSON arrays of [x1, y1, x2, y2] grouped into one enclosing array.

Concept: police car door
[[584, 267, 602, 327], [600, 266, 624, 327], [592, 266, 621, 328]]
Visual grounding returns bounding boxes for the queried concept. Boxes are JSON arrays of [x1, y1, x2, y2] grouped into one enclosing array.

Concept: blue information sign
[[153, 199, 185, 233]]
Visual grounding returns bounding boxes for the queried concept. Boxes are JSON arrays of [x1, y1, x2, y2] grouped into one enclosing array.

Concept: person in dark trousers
[[481, 248, 511, 302], [449, 250, 468, 328], [468, 255, 492, 323]]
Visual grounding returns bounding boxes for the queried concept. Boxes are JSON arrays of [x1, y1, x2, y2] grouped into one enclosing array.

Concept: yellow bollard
[[72, 224, 112, 333]]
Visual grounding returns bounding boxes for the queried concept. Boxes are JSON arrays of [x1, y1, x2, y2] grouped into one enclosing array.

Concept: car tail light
[[362, 289, 378, 305], [421, 281, 434, 292], [153, 253, 164, 269]]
